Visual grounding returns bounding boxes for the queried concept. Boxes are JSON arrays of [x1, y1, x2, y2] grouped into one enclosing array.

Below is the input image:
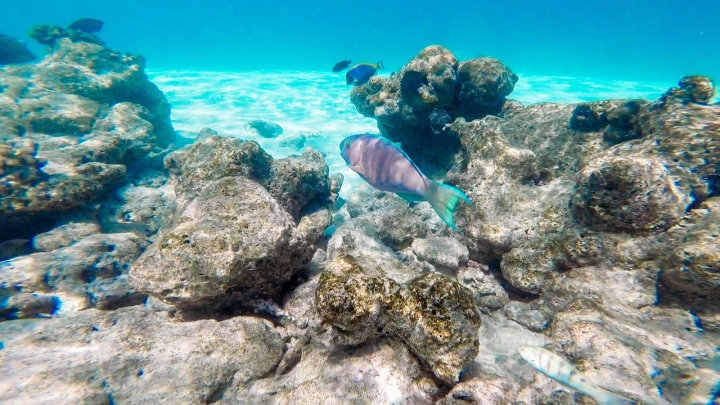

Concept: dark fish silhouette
[[68, 18, 104, 33], [0, 33, 35, 65], [332, 59, 352, 73], [346, 61, 384, 86], [340, 133, 472, 230], [400, 70, 429, 95]]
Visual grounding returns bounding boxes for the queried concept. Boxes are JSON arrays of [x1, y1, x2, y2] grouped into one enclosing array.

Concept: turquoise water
[[4, 0, 719, 81], [148, 70, 674, 198]]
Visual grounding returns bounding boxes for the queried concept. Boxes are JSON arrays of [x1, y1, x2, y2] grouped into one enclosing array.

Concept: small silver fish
[[340, 133, 472, 230], [517, 345, 635, 405]]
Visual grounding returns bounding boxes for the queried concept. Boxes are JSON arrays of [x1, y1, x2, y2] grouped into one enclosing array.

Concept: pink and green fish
[[517, 346, 636, 405], [340, 133, 472, 230]]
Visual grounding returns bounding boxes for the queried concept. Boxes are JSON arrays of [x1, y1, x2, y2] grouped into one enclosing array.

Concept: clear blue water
[[4, 0, 719, 82]]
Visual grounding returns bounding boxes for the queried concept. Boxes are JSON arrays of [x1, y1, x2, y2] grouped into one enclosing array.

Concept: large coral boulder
[[349, 45, 518, 177], [455, 57, 519, 120], [314, 219, 480, 385], [130, 131, 332, 310], [0, 38, 175, 240], [129, 176, 327, 308]]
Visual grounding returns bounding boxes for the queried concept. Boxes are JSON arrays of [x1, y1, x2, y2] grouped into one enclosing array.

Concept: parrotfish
[[517, 346, 635, 405], [332, 59, 352, 73], [346, 61, 384, 86], [68, 18, 104, 33], [340, 134, 472, 230]]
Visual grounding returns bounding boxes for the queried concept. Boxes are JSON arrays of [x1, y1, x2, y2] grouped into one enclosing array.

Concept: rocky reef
[[341, 45, 719, 403], [29, 24, 105, 47], [129, 129, 333, 312], [0, 37, 175, 241], [1, 40, 719, 405], [350, 45, 518, 177]]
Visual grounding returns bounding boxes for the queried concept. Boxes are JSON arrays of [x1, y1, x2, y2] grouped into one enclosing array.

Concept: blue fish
[[346, 61, 384, 86], [324, 225, 337, 238], [340, 134, 472, 230]]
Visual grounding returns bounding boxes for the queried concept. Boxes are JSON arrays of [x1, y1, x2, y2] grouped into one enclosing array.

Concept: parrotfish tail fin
[[378, 60, 384, 69], [426, 181, 472, 231], [593, 387, 637, 405]]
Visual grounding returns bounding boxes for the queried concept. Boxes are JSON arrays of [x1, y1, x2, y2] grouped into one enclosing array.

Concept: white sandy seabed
[[148, 71, 674, 199]]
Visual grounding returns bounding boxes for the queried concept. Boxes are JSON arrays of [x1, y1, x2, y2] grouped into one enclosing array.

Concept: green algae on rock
[[315, 255, 480, 385]]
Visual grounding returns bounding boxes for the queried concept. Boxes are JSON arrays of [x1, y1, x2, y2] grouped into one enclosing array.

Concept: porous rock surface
[[0, 38, 175, 239], [0, 232, 147, 320], [29, 24, 105, 47], [444, 75, 719, 403], [129, 130, 332, 310], [315, 219, 480, 383], [0, 306, 284, 404], [350, 45, 518, 176]]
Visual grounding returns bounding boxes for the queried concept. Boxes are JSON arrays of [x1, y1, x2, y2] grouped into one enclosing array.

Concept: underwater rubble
[[0, 39, 719, 405]]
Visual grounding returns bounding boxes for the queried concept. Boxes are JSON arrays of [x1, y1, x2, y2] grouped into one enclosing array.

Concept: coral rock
[[411, 236, 469, 268], [571, 156, 687, 233], [455, 57, 519, 120], [0, 306, 284, 403], [315, 255, 480, 384], [129, 176, 329, 309]]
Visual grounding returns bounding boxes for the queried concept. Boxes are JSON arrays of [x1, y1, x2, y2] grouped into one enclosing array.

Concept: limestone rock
[[456, 264, 509, 310], [349, 46, 518, 177], [344, 183, 444, 249], [32, 221, 102, 251], [0, 232, 147, 320], [455, 57, 519, 120], [411, 236, 469, 268], [571, 156, 687, 233], [164, 132, 330, 218], [0, 306, 284, 404], [504, 301, 550, 331], [129, 176, 329, 309], [227, 338, 439, 404], [0, 38, 175, 239], [315, 255, 480, 384]]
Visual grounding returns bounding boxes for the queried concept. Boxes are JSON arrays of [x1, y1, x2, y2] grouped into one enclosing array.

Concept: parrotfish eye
[[343, 140, 350, 149]]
